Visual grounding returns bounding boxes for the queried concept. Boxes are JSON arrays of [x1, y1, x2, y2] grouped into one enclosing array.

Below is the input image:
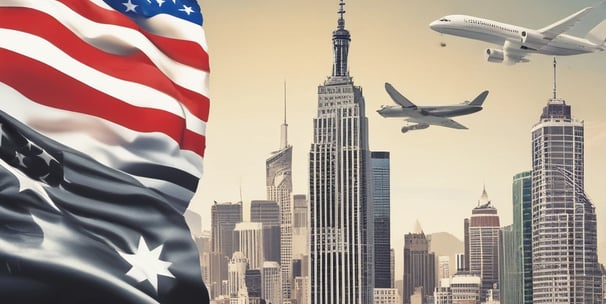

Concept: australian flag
[[0, 110, 209, 303]]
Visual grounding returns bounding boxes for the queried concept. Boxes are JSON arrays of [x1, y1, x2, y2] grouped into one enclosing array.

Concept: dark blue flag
[[0, 110, 209, 303]]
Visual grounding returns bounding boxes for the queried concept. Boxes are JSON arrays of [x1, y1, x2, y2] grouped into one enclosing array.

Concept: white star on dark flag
[[119, 236, 175, 292]]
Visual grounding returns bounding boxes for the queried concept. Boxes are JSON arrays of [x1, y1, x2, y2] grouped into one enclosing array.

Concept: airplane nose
[[429, 20, 439, 31]]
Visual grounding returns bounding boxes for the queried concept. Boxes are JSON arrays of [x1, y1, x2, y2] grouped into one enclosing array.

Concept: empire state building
[[309, 1, 373, 303]]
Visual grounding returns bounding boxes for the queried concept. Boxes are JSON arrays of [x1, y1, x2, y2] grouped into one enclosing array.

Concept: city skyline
[[194, 0, 606, 280]]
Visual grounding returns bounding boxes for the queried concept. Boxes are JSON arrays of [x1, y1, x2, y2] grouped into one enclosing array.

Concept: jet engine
[[520, 30, 543, 50], [485, 48, 504, 63], [401, 123, 429, 133]]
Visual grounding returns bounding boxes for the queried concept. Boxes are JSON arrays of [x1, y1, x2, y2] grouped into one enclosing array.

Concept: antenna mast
[[280, 81, 288, 149], [553, 57, 557, 99]]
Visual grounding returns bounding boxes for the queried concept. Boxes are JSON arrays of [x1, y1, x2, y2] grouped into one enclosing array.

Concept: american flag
[[0, 0, 210, 302], [0, 0, 209, 211]]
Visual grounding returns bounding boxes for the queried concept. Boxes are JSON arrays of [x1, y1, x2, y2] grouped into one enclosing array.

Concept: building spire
[[338, 0, 346, 29], [331, 0, 351, 78], [478, 185, 490, 207], [280, 81, 288, 149], [553, 57, 557, 100]]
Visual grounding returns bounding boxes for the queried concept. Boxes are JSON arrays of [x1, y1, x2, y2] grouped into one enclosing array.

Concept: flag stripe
[[0, 81, 202, 204], [0, 7, 209, 122], [0, 1, 209, 98], [60, 0, 210, 71], [0, 47, 205, 155], [120, 163, 198, 192]]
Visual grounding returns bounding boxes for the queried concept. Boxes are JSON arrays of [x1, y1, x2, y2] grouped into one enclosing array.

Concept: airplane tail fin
[[468, 90, 489, 106], [586, 19, 606, 45]]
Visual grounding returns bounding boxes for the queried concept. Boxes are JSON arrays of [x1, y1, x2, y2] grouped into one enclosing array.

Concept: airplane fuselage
[[430, 15, 603, 56], [377, 104, 482, 119]]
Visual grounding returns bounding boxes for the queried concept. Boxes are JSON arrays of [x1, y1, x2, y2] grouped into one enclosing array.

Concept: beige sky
[[192, 0, 606, 273]]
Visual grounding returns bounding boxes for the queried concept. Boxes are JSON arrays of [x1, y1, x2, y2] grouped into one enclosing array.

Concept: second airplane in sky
[[430, 6, 606, 64]]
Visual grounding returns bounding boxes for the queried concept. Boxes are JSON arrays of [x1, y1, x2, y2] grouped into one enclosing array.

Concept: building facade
[[292, 194, 308, 259], [211, 202, 244, 299], [234, 222, 264, 270], [499, 225, 521, 304], [512, 171, 532, 304], [228, 252, 249, 298], [403, 227, 435, 304], [266, 101, 294, 301], [530, 60, 602, 303], [374, 288, 401, 304], [465, 188, 500, 303], [250, 200, 281, 264], [262, 261, 282, 304], [371, 151, 391, 289], [438, 256, 451, 283], [308, 1, 373, 303], [450, 272, 481, 304]]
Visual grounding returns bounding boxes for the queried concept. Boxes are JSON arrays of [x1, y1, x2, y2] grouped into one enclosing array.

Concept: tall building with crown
[[266, 83, 294, 301], [530, 59, 602, 303], [464, 187, 500, 303], [308, 1, 373, 303]]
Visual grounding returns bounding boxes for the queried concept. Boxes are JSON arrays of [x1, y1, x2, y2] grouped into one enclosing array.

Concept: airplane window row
[[465, 18, 518, 33]]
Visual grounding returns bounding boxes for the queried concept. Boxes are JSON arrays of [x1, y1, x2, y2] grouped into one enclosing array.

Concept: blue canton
[[102, 0, 203, 25]]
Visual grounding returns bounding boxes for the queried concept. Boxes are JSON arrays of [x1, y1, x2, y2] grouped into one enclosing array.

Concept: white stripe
[[0, 82, 203, 190], [0, 0, 209, 97], [89, 0, 209, 52], [0, 29, 206, 136]]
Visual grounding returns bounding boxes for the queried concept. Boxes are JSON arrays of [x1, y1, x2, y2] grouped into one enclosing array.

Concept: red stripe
[[0, 7, 209, 122], [0, 48, 205, 157], [58, 0, 210, 72]]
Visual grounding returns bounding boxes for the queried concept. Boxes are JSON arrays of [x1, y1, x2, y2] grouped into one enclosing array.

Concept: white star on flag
[[122, 0, 138, 12], [119, 236, 175, 292], [0, 157, 59, 212], [179, 5, 194, 15]]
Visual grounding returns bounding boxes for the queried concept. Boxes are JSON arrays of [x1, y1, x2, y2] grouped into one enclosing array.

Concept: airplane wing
[[406, 116, 468, 130], [503, 40, 530, 64], [538, 7, 592, 40], [385, 82, 417, 109]]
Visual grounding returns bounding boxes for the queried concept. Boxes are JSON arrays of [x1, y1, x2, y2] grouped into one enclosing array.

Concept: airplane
[[429, 6, 606, 64], [377, 82, 488, 133]]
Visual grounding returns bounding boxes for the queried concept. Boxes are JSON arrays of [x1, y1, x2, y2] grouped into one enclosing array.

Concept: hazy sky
[[191, 0, 606, 274]]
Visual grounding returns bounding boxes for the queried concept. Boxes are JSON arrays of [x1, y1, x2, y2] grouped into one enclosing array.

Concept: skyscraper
[[512, 171, 532, 304], [309, 1, 373, 303], [266, 83, 294, 301], [530, 59, 602, 303], [499, 225, 521, 304], [210, 201, 243, 299], [465, 188, 500, 303], [234, 222, 264, 270], [228, 251, 249, 298], [262, 261, 282, 304], [372, 151, 391, 289], [250, 200, 281, 263], [403, 223, 435, 304]]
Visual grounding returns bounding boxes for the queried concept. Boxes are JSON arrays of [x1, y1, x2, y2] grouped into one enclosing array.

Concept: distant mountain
[[429, 232, 464, 279]]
